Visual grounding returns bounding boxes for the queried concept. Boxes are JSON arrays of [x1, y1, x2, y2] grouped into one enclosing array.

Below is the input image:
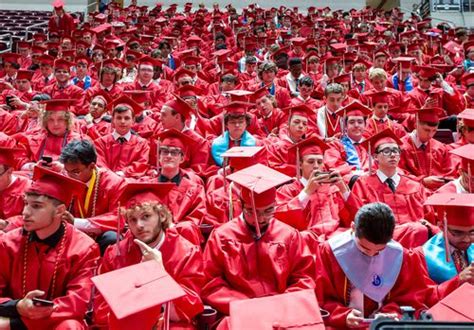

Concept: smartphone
[[314, 171, 332, 177], [41, 156, 53, 165], [361, 318, 375, 324], [441, 178, 453, 183], [32, 298, 54, 307]]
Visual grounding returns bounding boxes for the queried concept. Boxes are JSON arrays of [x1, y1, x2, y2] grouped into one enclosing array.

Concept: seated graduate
[[93, 182, 204, 329], [0, 166, 100, 329], [316, 202, 430, 329], [419, 193, 474, 306], [201, 164, 316, 320]]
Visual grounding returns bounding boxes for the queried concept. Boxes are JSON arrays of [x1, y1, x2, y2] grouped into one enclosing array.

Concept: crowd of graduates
[[0, 1, 474, 329]]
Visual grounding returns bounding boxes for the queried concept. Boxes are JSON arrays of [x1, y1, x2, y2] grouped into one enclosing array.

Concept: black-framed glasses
[[447, 228, 474, 239], [377, 147, 401, 156], [159, 147, 182, 157]]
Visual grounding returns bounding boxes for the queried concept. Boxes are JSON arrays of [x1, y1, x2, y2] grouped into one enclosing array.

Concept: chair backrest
[[433, 128, 455, 144]]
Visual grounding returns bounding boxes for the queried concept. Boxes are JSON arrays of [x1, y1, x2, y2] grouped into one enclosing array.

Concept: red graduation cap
[[416, 107, 446, 123], [413, 65, 438, 79], [461, 72, 474, 88], [428, 283, 474, 322], [16, 70, 35, 81], [282, 104, 314, 119], [123, 90, 151, 105], [157, 128, 196, 152], [91, 260, 187, 330], [118, 182, 174, 209], [164, 95, 194, 120], [109, 95, 144, 116], [226, 90, 253, 103], [42, 99, 73, 112], [221, 146, 265, 171], [29, 165, 87, 205], [361, 128, 403, 155], [17, 41, 32, 49], [450, 144, 474, 176], [289, 136, 330, 160], [52, 0, 64, 9], [176, 85, 204, 98], [33, 33, 48, 42], [251, 85, 272, 102], [393, 56, 415, 69], [54, 58, 73, 70], [365, 90, 393, 106], [75, 55, 91, 66], [38, 54, 55, 66], [457, 108, 474, 127], [335, 100, 372, 118], [0, 147, 23, 168], [229, 290, 325, 330], [333, 73, 351, 84], [227, 163, 292, 209], [1, 53, 21, 64], [172, 67, 195, 82]]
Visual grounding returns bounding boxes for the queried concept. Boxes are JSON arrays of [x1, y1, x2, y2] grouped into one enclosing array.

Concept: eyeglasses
[[377, 147, 401, 156], [227, 119, 246, 126], [91, 101, 105, 107], [447, 228, 474, 239], [243, 206, 275, 217], [159, 147, 182, 157]]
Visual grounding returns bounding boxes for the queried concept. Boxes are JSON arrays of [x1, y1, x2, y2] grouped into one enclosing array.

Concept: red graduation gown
[[123, 81, 168, 107], [93, 228, 204, 327], [324, 139, 370, 176], [0, 175, 30, 224], [201, 218, 316, 315], [363, 117, 407, 139], [399, 135, 456, 182], [85, 84, 123, 102], [275, 180, 349, 237], [0, 224, 100, 329], [94, 133, 150, 178], [316, 242, 429, 329], [42, 83, 87, 116], [407, 86, 464, 116], [266, 136, 298, 177]]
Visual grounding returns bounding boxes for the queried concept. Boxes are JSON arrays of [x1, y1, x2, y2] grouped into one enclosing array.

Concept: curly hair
[[41, 110, 73, 131], [124, 202, 173, 231]]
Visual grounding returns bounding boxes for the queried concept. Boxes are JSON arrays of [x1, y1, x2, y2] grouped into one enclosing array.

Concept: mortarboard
[[92, 260, 186, 330], [457, 108, 474, 127], [428, 283, 474, 322], [118, 182, 174, 209], [29, 165, 87, 205], [176, 85, 204, 98], [461, 73, 474, 88], [108, 95, 144, 116], [42, 99, 73, 112], [282, 104, 314, 119], [0, 147, 23, 168], [288, 136, 329, 180], [226, 90, 254, 103], [416, 107, 446, 123], [123, 90, 151, 105], [1, 53, 21, 64], [38, 54, 55, 66], [15, 70, 35, 81], [157, 128, 196, 152], [229, 290, 325, 330], [164, 95, 194, 121], [450, 144, 474, 177], [365, 90, 393, 106], [335, 100, 372, 118], [54, 58, 73, 70], [221, 146, 265, 171], [361, 128, 403, 154]]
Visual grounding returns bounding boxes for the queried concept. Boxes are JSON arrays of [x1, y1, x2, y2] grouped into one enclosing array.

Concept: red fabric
[[42, 83, 87, 116], [202, 218, 316, 315], [324, 139, 370, 176], [48, 13, 75, 37], [0, 224, 100, 329], [316, 242, 429, 329], [0, 175, 30, 222], [363, 117, 408, 139], [407, 86, 464, 116], [93, 228, 204, 327], [95, 133, 150, 178]]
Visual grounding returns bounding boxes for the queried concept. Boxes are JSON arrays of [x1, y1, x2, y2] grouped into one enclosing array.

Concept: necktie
[[379, 119, 385, 124], [420, 143, 426, 151], [386, 178, 396, 193], [44, 77, 49, 84], [117, 137, 126, 144], [452, 249, 467, 272]]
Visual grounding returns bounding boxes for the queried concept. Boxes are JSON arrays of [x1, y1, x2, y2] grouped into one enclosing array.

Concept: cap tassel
[[368, 143, 373, 174], [156, 139, 161, 175], [116, 202, 122, 256], [250, 187, 262, 239], [468, 163, 472, 193], [296, 146, 301, 180], [443, 208, 450, 263], [163, 301, 170, 330], [228, 181, 234, 221]]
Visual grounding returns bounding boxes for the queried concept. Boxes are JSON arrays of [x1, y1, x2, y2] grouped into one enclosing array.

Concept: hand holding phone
[[32, 298, 54, 307]]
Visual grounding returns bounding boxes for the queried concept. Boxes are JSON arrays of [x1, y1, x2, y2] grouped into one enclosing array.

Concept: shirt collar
[[112, 130, 132, 141], [376, 169, 400, 187], [28, 222, 65, 248], [453, 177, 468, 193], [410, 131, 424, 149]]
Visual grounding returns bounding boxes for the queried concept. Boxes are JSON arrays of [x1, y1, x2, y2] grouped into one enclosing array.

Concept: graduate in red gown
[[15, 99, 84, 171], [94, 96, 150, 178], [275, 137, 350, 240], [0, 70, 37, 112], [449, 108, 474, 152], [48, 0, 76, 37], [316, 203, 430, 329], [348, 129, 435, 248], [436, 144, 474, 194], [56, 140, 126, 245], [362, 90, 407, 139], [93, 183, 204, 329], [418, 193, 474, 307], [460, 72, 474, 109], [80, 94, 113, 141], [0, 166, 100, 329], [42, 59, 87, 116], [0, 148, 31, 232], [316, 83, 345, 138], [201, 165, 316, 317], [31, 54, 56, 92], [252, 86, 287, 138], [399, 107, 456, 191], [85, 60, 124, 102], [266, 104, 314, 177]]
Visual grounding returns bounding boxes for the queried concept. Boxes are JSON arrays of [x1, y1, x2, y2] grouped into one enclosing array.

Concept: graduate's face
[[0, 165, 13, 191], [325, 93, 343, 112], [374, 56, 387, 69], [127, 206, 162, 245], [226, 116, 247, 140], [374, 143, 400, 170], [261, 69, 276, 83], [346, 116, 366, 141], [112, 109, 134, 135], [354, 235, 387, 257], [256, 96, 274, 116], [159, 106, 181, 130], [242, 202, 275, 229], [46, 111, 68, 136], [89, 96, 107, 118], [444, 224, 474, 251], [63, 161, 95, 183], [288, 114, 308, 141], [460, 169, 474, 192], [138, 65, 154, 82], [370, 77, 386, 91], [301, 154, 324, 180], [55, 68, 70, 83], [159, 145, 184, 170], [22, 194, 63, 234], [416, 122, 438, 143], [373, 102, 389, 118]]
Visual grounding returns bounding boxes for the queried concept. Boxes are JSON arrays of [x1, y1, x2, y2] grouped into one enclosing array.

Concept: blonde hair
[[41, 110, 73, 131], [124, 202, 173, 231], [369, 68, 388, 81]]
